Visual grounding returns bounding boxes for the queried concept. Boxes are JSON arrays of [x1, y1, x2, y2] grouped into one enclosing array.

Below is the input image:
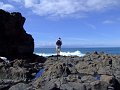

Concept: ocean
[[34, 47, 120, 57]]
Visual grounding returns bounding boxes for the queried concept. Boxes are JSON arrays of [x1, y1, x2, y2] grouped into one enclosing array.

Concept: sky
[[0, 0, 120, 48]]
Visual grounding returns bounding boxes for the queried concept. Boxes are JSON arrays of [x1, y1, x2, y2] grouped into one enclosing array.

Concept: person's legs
[[57, 47, 60, 55], [56, 46, 61, 56], [56, 46, 58, 55]]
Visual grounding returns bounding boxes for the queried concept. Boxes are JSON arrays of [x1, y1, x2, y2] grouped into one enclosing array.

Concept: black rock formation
[[0, 9, 34, 59]]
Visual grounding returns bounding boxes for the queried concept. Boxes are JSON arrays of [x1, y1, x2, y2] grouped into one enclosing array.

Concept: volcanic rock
[[0, 9, 34, 59]]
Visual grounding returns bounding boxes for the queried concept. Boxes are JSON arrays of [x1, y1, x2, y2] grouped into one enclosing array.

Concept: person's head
[[58, 37, 61, 40]]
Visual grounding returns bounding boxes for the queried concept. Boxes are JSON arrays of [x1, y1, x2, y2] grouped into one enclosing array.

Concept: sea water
[[34, 47, 120, 57]]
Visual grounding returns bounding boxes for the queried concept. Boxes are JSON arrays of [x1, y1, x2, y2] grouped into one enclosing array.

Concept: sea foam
[[36, 50, 85, 57]]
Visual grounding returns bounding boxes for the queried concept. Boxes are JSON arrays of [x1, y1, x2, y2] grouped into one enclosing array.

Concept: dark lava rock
[[0, 9, 34, 59], [8, 83, 28, 90], [0, 59, 44, 81], [32, 53, 120, 90]]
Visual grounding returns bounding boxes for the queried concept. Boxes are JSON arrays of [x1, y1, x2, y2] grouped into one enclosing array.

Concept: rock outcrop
[[0, 59, 44, 81], [0, 9, 34, 58], [32, 52, 120, 90], [0, 58, 44, 90], [0, 52, 120, 90]]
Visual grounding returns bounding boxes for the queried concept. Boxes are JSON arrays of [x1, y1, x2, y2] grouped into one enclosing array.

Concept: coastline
[[34, 47, 120, 57], [0, 9, 120, 90], [1, 52, 120, 90]]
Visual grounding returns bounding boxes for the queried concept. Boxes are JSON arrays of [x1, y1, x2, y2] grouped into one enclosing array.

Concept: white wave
[[36, 50, 85, 57]]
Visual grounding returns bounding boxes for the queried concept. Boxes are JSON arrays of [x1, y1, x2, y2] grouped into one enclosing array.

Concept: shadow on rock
[[107, 77, 120, 90]]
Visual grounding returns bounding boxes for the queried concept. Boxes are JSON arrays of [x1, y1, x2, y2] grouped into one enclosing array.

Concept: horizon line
[[35, 46, 120, 48]]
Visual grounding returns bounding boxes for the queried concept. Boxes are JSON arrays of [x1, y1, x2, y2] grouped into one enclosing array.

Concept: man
[[109, 58, 112, 68], [56, 38, 62, 56]]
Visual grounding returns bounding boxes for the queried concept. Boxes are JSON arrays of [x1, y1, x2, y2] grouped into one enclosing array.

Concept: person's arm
[[61, 40, 62, 45], [56, 40, 58, 45]]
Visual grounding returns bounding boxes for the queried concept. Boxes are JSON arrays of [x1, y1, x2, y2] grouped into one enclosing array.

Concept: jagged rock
[[0, 49, 120, 90], [90, 81, 101, 90], [31, 53, 120, 90], [60, 82, 86, 90], [0, 80, 24, 90], [0, 59, 43, 82], [66, 75, 78, 82], [0, 9, 34, 59], [8, 83, 28, 90], [81, 75, 95, 83]]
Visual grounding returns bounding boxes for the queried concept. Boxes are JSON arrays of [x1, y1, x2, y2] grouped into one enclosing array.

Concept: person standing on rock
[[56, 38, 62, 56], [109, 58, 112, 68]]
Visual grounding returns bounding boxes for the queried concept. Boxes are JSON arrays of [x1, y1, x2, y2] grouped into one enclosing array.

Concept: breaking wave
[[36, 50, 85, 57]]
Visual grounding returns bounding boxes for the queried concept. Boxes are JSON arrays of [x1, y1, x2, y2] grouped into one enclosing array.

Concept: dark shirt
[[56, 40, 62, 46]]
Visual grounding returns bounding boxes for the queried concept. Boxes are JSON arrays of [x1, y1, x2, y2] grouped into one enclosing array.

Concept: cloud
[[102, 20, 115, 24], [11, 0, 120, 18], [103, 17, 120, 24], [0, 2, 15, 11], [10, 0, 21, 2]]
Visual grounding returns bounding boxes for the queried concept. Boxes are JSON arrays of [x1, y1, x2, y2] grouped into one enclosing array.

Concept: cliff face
[[0, 9, 34, 58]]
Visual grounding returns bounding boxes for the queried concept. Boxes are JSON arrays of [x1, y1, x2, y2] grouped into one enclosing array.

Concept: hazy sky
[[1, 0, 120, 47]]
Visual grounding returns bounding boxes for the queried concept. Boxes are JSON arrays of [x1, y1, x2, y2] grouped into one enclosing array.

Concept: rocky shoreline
[[32, 52, 120, 90], [0, 9, 120, 90], [0, 52, 120, 90], [0, 56, 46, 90]]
